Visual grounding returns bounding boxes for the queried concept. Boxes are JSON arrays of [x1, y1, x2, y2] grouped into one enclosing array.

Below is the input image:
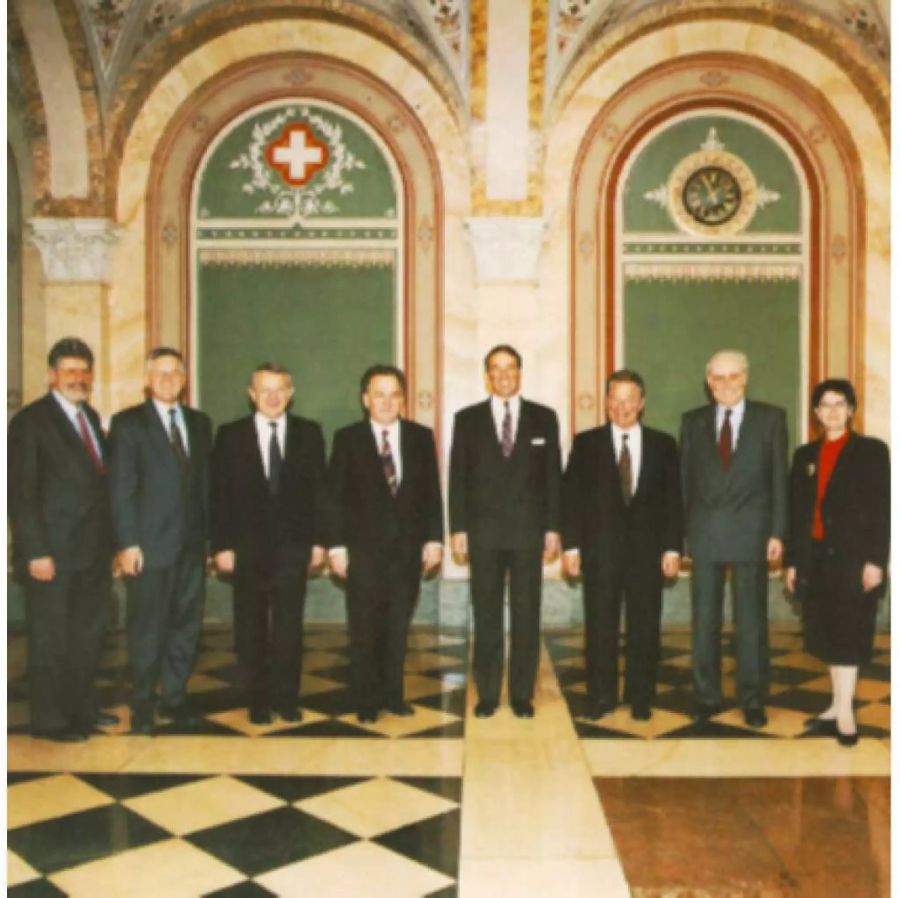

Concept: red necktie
[[718, 409, 733, 469], [76, 409, 104, 472]]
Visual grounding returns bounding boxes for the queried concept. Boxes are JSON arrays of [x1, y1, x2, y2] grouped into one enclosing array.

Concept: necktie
[[619, 432, 633, 506], [381, 429, 398, 496], [719, 408, 733, 470], [169, 408, 189, 472], [268, 421, 282, 495], [500, 401, 514, 458], [76, 409, 104, 472]]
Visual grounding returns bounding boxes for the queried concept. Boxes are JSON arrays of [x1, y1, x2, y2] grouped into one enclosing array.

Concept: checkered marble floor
[[8, 771, 460, 896], [8, 626, 470, 741], [7, 624, 891, 896], [546, 627, 891, 742]]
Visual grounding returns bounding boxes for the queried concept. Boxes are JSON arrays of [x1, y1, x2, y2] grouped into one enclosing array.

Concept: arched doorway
[[147, 52, 444, 441], [569, 54, 865, 445], [191, 97, 403, 439]]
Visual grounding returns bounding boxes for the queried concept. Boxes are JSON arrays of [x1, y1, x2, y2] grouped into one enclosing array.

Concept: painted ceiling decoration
[[74, 0, 469, 109], [58, 1, 892, 116]]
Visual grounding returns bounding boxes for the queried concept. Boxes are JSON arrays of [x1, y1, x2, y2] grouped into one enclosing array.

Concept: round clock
[[667, 149, 757, 237], [682, 165, 741, 226]]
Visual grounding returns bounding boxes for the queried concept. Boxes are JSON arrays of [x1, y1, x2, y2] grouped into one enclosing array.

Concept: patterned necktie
[[268, 421, 282, 495], [169, 408, 189, 472], [619, 433, 633, 506], [500, 401, 514, 458], [718, 408, 733, 470], [381, 429, 398, 496], [76, 408, 104, 472]]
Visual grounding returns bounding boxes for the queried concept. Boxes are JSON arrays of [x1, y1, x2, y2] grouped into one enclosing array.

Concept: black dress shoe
[[511, 700, 535, 719], [159, 703, 200, 726], [386, 703, 415, 717], [692, 703, 721, 722], [631, 705, 651, 721], [277, 707, 302, 723], [474, 700, 497, 718], [585, 701, 613, 720], [836, 729, 859, 747], [32, 729, 87, 743], [249, 706, 272, 725], [357, 709, 378, 724], [803, 717, 838, 736], [95, 711, 119, 727], [744, 707, 768, 729], [130, 715, 154, 736]]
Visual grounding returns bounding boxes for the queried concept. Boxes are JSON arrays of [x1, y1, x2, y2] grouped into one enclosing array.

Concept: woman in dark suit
[[784, 379, 890, 747]]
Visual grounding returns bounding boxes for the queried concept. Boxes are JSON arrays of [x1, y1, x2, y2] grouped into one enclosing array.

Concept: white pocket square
[[531, 437, 546, 445]]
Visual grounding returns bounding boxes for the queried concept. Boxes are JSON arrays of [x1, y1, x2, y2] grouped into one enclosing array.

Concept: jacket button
[[826, 547, 836, 557]]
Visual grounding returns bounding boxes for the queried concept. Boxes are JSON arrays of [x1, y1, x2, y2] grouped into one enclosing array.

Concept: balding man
[[679, 350, 787, 729]]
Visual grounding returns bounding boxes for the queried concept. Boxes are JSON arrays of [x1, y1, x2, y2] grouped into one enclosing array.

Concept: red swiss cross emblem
[[265, 123, 329, 187]]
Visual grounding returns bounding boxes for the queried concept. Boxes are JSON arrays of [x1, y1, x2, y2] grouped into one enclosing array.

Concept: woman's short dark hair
[[812, 378, 857, 411]]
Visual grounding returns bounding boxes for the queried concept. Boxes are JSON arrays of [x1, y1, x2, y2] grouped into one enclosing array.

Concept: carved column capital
[[463, 216, 547, 284], [28, 218, 123, 283]]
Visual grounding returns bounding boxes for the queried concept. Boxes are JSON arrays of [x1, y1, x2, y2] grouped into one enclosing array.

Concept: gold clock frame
[[668, 148, 758, 236]]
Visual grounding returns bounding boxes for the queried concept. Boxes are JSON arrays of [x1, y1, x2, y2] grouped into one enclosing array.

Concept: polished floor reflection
[[7, 624, 890, 897], [598, 777, 890, 898]]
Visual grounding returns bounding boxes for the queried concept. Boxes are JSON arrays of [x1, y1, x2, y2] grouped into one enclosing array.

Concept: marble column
[[27, 218, 123, 413]]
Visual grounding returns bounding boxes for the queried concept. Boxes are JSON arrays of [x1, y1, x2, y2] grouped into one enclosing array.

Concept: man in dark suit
[[211, 363, 327, 725], [680, 350, 787, 728], [109, 347, 212, 734], [449, 345, 561, 719], [8, 337, 116, 741], [327, 365, 443, 723], [562, 370, 682, 721]]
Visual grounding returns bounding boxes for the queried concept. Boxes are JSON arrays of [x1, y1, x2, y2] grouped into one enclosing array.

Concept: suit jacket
[[449, 398, 561, 550], [211, 414, 327, 572], [562, 424, 682, 570], [785, 432, 890, 601], [108, 399, 212, 567], [327, 418, 443, 562], [679, 399, 787, 562], [8, 393, 112, 575]]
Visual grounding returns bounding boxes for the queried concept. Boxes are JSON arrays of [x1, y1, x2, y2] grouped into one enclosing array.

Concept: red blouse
[[812, 430, 850, 539]]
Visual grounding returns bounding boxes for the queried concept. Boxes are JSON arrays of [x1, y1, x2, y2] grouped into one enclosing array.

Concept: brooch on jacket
[[807, 463, 816, 477]]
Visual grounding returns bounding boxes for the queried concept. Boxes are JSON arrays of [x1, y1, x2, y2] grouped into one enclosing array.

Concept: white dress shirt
[[371, 418, 402, 484], [715, 399, 745, 449], [52, 390, 103, 460], [254, 412, 287, 477], [611, 422, 642, 496], [490, 394, 521, 444], [152, 398, 189, 454]]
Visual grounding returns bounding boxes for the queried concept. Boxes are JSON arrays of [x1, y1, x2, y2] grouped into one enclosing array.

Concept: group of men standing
[[9, 337, 785, 741]]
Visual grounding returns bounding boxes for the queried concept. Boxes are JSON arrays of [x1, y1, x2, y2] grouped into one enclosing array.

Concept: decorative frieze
[[28, 218, 123, 283]]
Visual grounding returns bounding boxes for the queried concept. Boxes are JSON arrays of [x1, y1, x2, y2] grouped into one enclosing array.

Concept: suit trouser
[[125, 550, 205, 713], [234, 562, 308, 711], [346, 551, 420, 714], [691, 560, 769, 709], [25, 565, 111, 733], [583, 553, 662, 710], [469, 544, 543, 704]]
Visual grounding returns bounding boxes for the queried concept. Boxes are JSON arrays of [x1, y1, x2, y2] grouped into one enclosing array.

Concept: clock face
[[682, 166, 741, 225]]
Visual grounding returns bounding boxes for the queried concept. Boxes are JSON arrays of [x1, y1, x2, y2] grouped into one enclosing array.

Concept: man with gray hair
[[679, 350, 787, 729], [109, 347, 212, 735]]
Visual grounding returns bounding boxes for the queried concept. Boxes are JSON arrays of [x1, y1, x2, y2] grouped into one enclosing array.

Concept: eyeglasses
[[816, 399, 849, 410]]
